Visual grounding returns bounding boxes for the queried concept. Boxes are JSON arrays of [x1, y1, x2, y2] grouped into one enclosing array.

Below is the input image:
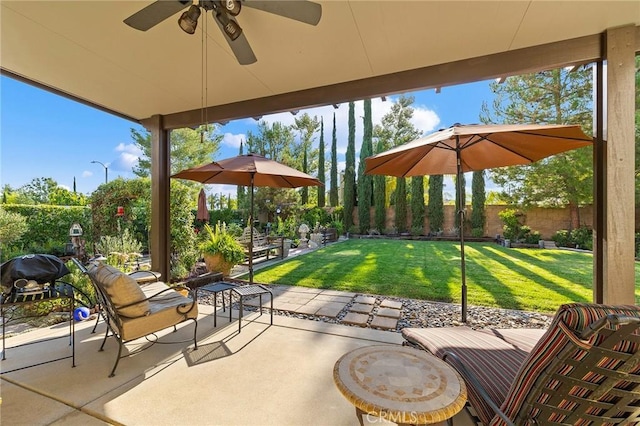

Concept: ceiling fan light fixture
[[178, 4, 201, 34], [216, 11, 242, 40], [219, 0, 241, 16]]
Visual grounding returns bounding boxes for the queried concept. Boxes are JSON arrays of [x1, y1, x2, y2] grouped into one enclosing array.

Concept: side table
[[333, 345, 466, 425], [231, 285, 273, 333], [198, 282, 238, 327]]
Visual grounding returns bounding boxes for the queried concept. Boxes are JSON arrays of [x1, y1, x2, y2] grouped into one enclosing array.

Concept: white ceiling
[[1, 1, 639, 123]]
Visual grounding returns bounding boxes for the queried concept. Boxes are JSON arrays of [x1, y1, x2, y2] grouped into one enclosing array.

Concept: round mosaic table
[[333, 345, 467, 425]]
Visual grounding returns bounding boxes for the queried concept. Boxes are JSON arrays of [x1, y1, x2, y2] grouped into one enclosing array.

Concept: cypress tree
[[358, 99, 373, 233], [237, 140, 246, 210], [317, 118, 326, 207], [410, 176, 425, 234], [454, 173, 466, 233], [395, 177, 407, 233], [427, 175, 444, 234], [344, 102, 356, 232], [470, 170, 486, 236], [301, 146, 308, 204], [330, 113, 339, 207], [373, 139, 387, 233]]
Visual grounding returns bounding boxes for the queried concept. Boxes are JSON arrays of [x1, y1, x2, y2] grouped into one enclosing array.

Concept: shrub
[[551, 229, 571, 247], [571, 226, 593, 250], [471, 227, 484, 238]]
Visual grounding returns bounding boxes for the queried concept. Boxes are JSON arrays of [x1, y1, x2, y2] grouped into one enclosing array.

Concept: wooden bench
[[237, 227, 284, 263]]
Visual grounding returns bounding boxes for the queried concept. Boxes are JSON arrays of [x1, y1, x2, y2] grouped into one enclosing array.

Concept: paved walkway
[[240, 285, 404, 331]]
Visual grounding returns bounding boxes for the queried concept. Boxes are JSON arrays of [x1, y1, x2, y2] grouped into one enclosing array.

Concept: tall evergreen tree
[[302, 146, 309, 204], [454, 173, 466, 232], [410, 176, 425, 234], [344, 102, 356, 232], [330, 113, 339, 207], [373, 139, 387, 232], [358, 99, 374, 233], [427, 175, 444, 234], [317, 118, 326, 207], [237, 140, 246, 211], [395, 178, 407, 233], [480, 67, 593, 228], [470, 170, 486, 236]]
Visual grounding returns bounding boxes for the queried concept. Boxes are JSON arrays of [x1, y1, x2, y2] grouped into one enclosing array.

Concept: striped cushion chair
[[402, 303, 640, 425]]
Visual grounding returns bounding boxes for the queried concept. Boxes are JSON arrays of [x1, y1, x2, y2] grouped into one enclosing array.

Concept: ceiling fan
[[124, 0, 322, 65]]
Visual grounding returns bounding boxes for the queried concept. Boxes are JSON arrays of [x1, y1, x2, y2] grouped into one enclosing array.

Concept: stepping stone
[[370, 316, 398, 330], [376, 308, 401, 318], [341, 312, 370, 326], [380, 300, 403, 310], [349, 303, 374, 314], [320, 290, 357, 297], [353, 295, 377, 305], [314, 294, 353, 303], [316, 302, 348, 318], [296, 304, 321, 315]]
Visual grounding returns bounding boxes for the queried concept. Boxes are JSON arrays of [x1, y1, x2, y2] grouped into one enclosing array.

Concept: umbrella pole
[[456, 140, 467, 323], [249, 174, 254, 284]]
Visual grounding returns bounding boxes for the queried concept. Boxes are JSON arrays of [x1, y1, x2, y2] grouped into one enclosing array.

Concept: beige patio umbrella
[[173, 153, 322, 283], [364, 123, 592, 322]]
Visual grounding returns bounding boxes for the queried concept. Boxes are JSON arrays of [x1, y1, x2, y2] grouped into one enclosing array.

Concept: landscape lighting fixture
[[178, 5, 201, 34]]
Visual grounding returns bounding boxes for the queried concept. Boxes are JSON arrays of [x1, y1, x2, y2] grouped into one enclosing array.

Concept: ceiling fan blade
[[213, 12, 257, 65], [242, 1, 321, 26], [124, 0, 193, 31]]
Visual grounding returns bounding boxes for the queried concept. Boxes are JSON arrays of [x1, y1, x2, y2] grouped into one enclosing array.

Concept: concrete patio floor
[[1, 304, 478, 425]]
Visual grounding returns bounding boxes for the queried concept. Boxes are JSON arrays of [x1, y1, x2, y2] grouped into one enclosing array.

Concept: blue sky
[[1, 75, 496, 198]]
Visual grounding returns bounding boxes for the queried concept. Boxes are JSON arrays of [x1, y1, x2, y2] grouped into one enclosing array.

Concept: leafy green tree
[[395, 178, 407, 233], [293, 113, 320, 204], [358, 99, 374, 233], [317, 118, 326, 207], [373, 95, 422, 234], [470, 170, 486, 236], [49, 187, 87, 206], [344, 102, 356, 232], [247, 121, 295, 164], [410, 176, 425, 234], [330, 113, 339, 207], [427, 175, 444, 233], [373, 138, 387, 233], [19, 177, 58, 204], [480, 67, 593, 228], [454, 173, 466, 232], [132, 126, 222, 177], [0, 207, 28, 247]]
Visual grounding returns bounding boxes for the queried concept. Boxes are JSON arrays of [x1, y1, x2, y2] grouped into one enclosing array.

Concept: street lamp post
[[91, 160, 108, 184]]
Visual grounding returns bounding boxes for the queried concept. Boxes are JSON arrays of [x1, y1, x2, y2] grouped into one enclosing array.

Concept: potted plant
[[200, 222, 245, 276]]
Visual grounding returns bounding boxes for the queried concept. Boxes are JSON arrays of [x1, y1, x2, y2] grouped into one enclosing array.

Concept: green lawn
[[253, 239, 640, 313]]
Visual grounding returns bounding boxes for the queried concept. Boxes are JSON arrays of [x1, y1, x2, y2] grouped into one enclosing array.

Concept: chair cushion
[[477, 328, 547, 354], [89, 263, 150, 318], [119, 281, 198, 341], [492, 303, 640, 425], [402, 326, 530, 425]]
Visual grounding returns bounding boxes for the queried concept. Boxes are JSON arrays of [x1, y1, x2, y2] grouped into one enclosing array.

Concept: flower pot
[[203, 253, 233, 276]]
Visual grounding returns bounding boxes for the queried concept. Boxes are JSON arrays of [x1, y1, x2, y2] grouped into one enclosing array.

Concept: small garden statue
[[298, 223, 310, 249]]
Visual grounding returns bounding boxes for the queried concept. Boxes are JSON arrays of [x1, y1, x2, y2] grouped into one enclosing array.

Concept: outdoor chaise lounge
[[73, 259, 198, 377], [402, 303, 640, 425]]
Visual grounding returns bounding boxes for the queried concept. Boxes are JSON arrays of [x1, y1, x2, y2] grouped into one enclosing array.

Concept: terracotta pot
[[203, 253, 233, 276]]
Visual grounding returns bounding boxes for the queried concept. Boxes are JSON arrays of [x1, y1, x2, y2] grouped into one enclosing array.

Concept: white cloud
[[221, 132, 246, 150], [82, 170, 92, 178], [112, 143, 143, 171]]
